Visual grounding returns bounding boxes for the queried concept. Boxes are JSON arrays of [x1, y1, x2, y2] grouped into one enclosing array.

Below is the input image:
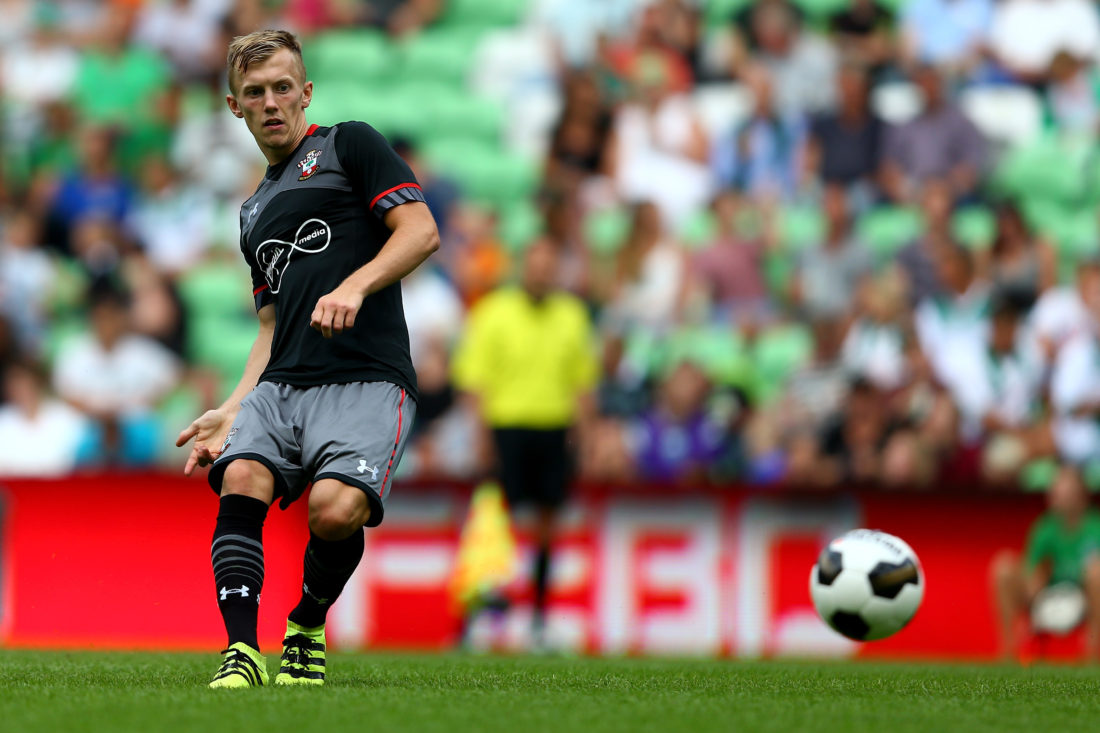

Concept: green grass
[[1, 651, 1099, 732]]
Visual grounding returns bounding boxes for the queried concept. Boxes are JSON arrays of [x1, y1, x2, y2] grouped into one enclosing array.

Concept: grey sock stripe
[[211, 534, 264, 553], [214, 565, 263, 583], [211, 543, 264, 565], [213, 554, 265, 574]]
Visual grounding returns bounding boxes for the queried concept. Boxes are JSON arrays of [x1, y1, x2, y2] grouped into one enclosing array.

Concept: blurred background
[[1, 0, 1100, 659]]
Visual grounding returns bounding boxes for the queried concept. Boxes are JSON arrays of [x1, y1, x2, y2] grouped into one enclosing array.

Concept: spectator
[[716, 65, 805, 202], [842, 271, 909, 391], [627, 360, 727, 483], [0, 209, 55, 353], [452, 238, 599, 649], [900, 0, 993, 74], [132, 0, 230, 84], [1029, 258, 1100, 366], [895, 178, 954, 304], [52, 283, 181, 466], [938, 295, 1044, 478], [1045, 50, 1100, 139], [984, 201, 1057, 305], [0, 358, 87, 477], [611, 52, 714, 228], [805, 62, 885, 206], [1049, 331, 1100, 466], [915, 244, 992, 383], [880, 65, 987, 204], [126, 153, 215, 275], [393, 137, 462, 240], [601, 201, 688, 335], [729, 0, 839, 115], [690, 190, 775, 326], [545, 70, 614, 193], [791, 184, 873, 319], [991, 465, 1100, 661], [827, 0, 895, 75]]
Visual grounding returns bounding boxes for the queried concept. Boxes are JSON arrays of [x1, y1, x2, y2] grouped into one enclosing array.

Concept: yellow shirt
[[453, 287, 598, 428]]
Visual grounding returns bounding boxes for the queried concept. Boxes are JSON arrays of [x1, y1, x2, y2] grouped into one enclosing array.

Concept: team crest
[[297, 149, 321, 180]]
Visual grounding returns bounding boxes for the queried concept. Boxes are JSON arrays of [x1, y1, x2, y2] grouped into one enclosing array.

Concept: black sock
[[533, 544, 551, 629], [210, 494, 268, 650], [287, 529, 365, 629]]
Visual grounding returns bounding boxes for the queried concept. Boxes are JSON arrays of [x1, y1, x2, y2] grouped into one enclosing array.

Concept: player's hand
[[310, 281, 365, 338], [176, 408, 236, 476]]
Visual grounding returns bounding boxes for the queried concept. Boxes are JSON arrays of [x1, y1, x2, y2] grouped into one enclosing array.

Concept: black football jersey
[[239, 122, 424, 399]]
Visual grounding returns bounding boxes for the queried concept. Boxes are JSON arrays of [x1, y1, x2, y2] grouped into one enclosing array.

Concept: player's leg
[[277, 381, 415, 685], [989, 550, 1028, 660], [529, 428, 569, 648], [208, 459, 275, 688], [1081, 555, 1100, 660]]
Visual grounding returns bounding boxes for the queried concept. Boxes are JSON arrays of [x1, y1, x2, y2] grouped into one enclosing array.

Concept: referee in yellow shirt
[[453, 238, 599, 647]]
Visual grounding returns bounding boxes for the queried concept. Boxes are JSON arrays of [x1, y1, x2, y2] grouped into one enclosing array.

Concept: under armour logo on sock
[[220, 585, 250, 600], [357, 460, 379, 479]]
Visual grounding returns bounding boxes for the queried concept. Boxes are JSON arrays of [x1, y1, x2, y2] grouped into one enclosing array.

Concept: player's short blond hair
[[226, 29, 306, 94]]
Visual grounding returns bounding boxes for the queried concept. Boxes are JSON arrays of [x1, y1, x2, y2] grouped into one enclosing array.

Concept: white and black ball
[[810, 529, 924, 641]]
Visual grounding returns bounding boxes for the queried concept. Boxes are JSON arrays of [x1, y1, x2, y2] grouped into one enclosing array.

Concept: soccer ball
[[809, 529, 924, 641]]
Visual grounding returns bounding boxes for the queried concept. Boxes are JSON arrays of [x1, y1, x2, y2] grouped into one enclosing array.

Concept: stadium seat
[[992, 137, 1088, 203], [856, 206, 924, 263], [959, 85, 1043, 149], [1020, 458, 1059, 492], [778, 205, 826, 251], [678, 210, 718, 250], [306, 30, 393, 85], [177, 263, 252, 321], [188, 317, 258, 385], [498, 199, 544, 253], [751, 325, 813, 404], [583, 208, 632, 256], [791, 0, 850, 24], [951, 207, 996, 250], [398, 31, 478, 86], [421, 138, 539, 209], [658, 326, 753, 388], [704, 0, 753, 28], [441, 0, 527, 28], [871, 82, 922, 125]]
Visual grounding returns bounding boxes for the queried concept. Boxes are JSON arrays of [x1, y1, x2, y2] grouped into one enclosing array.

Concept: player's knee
[[309, 499, 368, 540], [220, 460, 274, 503]]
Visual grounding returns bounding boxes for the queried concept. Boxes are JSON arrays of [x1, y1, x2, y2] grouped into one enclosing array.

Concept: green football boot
[[275, 620, 326, 686], [209, 642, 269, 688]]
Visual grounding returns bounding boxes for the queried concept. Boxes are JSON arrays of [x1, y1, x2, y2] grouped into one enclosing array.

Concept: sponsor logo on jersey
[[297, 149, 321, 180], [256, 218, 331, 294]]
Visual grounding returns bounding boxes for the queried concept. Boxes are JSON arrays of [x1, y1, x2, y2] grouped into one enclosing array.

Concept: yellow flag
[[449, 482, 519, 613]]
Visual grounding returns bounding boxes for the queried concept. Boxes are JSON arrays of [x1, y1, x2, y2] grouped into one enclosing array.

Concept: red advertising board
[[0, 474, 1047, 659]]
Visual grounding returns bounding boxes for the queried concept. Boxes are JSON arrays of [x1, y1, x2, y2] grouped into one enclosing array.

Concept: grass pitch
[[1, 651, 1098, 733]]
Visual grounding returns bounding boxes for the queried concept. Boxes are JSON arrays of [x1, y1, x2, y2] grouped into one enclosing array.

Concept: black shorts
[[492, 428, 570, 509]]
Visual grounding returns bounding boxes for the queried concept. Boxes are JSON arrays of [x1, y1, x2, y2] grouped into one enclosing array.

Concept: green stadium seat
[[398, 31, 477, 85], [154, 385, 203, 465], [306, 30, 393, 85], [704, 0, 753, 28], [583, 208, 632, 256], [778, 205, 826, 251], [177, 263, 252, 321], [678, 210, 718, 251], [654, 326, 754, 389], [750, 324, 813, 404], [498, 200, 543, 253], [992, 137, 1088, 203], [442, 0, 527, 28], [1020, 458, 1058, 492], [791, 0, 850, 23], [951, 207, 996, 250], [421, 138, 539, 209], [188, 317, 258, 385], [43, 318, 85, 368], [857, 206, 923, 263]]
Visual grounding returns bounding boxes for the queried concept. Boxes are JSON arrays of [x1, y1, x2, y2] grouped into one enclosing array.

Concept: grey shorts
[[208, 381, 416, 527]]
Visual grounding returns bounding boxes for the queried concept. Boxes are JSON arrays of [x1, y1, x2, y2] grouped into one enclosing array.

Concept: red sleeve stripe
[[253, 284, 269, 296], [369, 182, 422, 210]]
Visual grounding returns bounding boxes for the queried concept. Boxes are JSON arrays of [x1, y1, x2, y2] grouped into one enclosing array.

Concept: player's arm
[[176, 304, 276, 475], [311, 201, 439, 338]]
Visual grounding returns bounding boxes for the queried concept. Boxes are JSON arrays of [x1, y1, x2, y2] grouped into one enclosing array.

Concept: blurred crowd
[[3, 0, 1100, 491]]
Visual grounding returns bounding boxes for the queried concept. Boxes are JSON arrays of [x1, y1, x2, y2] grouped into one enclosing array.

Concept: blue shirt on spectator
[[902, 0, 993, 66]]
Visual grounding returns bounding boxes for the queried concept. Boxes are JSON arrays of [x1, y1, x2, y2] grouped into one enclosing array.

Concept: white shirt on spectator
[[990, 0, 1100, 74], [841, 319, 906, 390], [603, 240, 685, 334], [127, 184, 215, 274], [614, 97, 715, 229], [0, 244, 55, 351], [915, 284, 991, 382], [938, 338, 1043, 442], [0, 399, 86, 477], [1029, 285, 1093, 362], [53, 334, 181, 415], [402, 266, 464, 363], [1050, 333, 1100, 464]]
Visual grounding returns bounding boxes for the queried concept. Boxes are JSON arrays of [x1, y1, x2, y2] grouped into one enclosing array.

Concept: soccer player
[[176, 30, 438, 688]]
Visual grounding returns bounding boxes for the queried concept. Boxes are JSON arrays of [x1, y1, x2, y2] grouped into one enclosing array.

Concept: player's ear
[[301, 80, 313, 110], [226, 94, 244, 119]]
